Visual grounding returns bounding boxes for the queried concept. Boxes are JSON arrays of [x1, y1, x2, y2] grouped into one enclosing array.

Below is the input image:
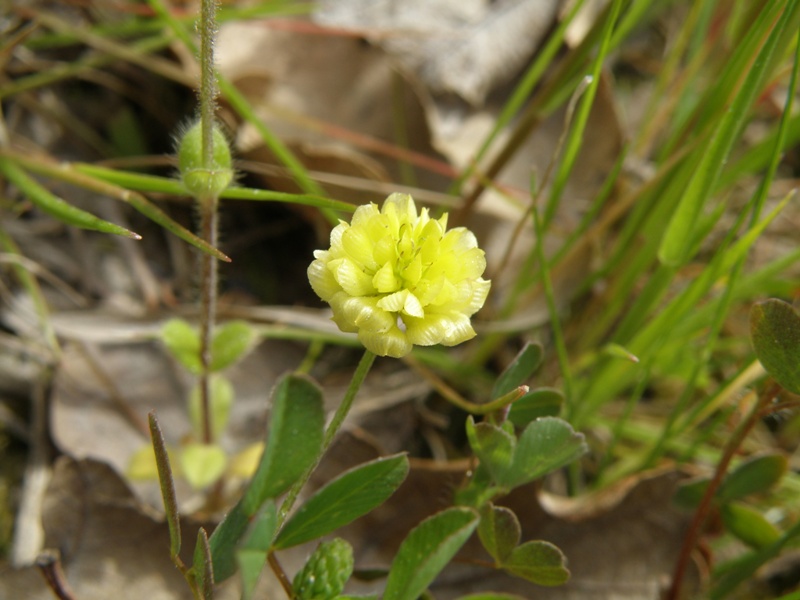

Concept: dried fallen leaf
[[216, 22, 449, 199], [0, 458, 218, 600], [314, 0, 561, 106]]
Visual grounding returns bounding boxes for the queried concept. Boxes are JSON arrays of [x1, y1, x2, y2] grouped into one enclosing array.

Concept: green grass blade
[[74, 163, 356, 212], [658, 1, 798, 267], [543, 0, 624, 226], [0, 34, 174, 100], [7, 155, 231, 261], [0, 158, 140, 239]]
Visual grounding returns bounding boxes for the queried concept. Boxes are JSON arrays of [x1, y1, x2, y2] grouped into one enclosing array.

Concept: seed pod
[[177, 120, 233, 199]]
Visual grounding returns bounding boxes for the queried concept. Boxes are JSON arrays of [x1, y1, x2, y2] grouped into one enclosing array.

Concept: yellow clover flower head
[[308, 193, 491, 358]]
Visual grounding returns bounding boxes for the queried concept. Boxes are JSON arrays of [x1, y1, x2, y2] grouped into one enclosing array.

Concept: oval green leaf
[[180, 443, 227, 489], [292, 538, 354, 600], [750, 299, 800, 394], [478, 503, 521, 564], [162, 318, 202, 374], [502, 417, 587, 488], [274, 454, 410, 549], [492, 342, 544, 398], [718, 453, 788, 503], [383, 507, 479, 600], [507, 387, 563, 427], [237, 503, 278, 599], [209, 500, 250, 583], [211, 320, 257, 372], [673, 477, 710, 510], [720, 501, 781, 549], [502, 540, 569, 586], [242, 374, 324, 515], [466, 417, 515, 484]]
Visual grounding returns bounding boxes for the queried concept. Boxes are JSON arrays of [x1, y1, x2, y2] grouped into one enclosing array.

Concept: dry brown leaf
[[0, 458, 221, 600], [314, 0, 561, 106], [216, 22, 449, 199], [49, 332, 304, 510]]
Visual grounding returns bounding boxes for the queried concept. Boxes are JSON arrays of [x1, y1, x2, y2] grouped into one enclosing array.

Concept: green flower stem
[[404, 354, 528, 414], [277, 349, 377, 526], [268, 350, 376, 590]]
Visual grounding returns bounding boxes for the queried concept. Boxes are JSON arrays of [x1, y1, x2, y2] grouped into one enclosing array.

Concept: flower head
[[308, 193, 491, 357]]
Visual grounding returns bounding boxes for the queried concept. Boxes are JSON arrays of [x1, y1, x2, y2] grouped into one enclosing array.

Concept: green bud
[[292, 538, 354, 600], [177, 120, 234, 198]]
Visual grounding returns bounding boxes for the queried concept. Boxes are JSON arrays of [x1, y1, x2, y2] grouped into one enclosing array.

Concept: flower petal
[[328, 292, 358, 333], [403, 291, 424, 318], [402, 254, 422, 286], [373, 262, 400, 293], [385, 193, 417, 223], [441, 227, 478, 253], [337, 296, 394, 333], [350, 202, 380, 227], [405, 314, 448, 346], [329, 222, 348, 255], [308, 259, 340, 302], [457, 248, 487, 280], [359, 326, 412, 357], [466, 278, 491, 315], [330, 258, 374, 296], [377, 290, 408, 312], [342, 226, 377, 270], [440, 312, 476, 345]]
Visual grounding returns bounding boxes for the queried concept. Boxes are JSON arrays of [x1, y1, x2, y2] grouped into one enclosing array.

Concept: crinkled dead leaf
[[314, 0, 560, 106], [0, 458, 241, 600]]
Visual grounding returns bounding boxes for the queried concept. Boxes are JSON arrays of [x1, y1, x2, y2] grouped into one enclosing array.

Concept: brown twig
[[36, 549, 76, 600], [268, 551, 294, 598], [665, 379, 782, 600], [197, 196, 219, 444]]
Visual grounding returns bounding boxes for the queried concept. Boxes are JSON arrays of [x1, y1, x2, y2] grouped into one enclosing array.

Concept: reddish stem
[[665, 379, 781, 600]]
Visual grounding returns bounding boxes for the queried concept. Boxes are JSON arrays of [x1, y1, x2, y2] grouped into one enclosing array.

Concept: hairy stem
[[196, 0, 221, 445], [199, 0, 218, 169], [197, 196, 219, 444]]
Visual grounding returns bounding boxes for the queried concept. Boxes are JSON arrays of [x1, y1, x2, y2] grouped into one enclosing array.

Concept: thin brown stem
[[36, 550, 76, 600], [403, 354, 528, 415], [197, 196, 219, 444], [665, 379, 781, 600], [268, 551, 294, 598]]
